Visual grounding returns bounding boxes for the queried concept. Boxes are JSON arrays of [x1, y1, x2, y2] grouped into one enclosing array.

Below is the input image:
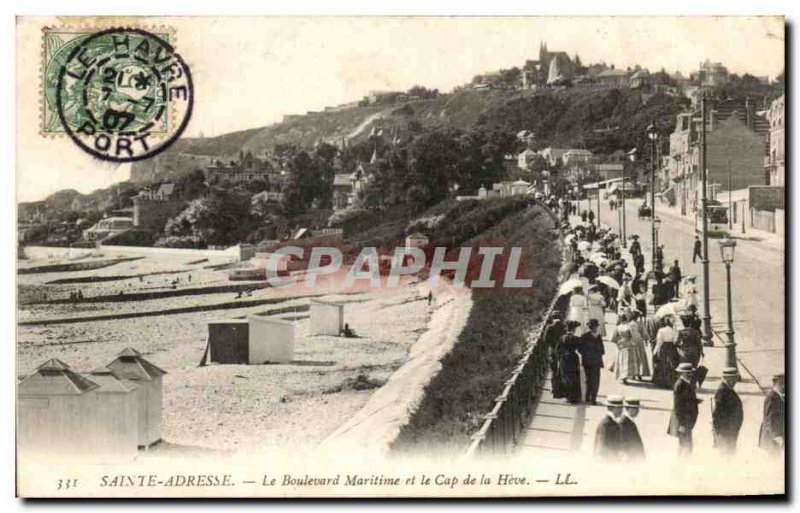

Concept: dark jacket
[[668, 264, 682, 283], [676, 327, 703, 366], [594, 415, 622, 459], [579, 332, 605, 368], [759, 389, 785, 452], [668, 377, 699, 436], [543, 320, 565, 354], [619, 415, 645, 460], [712, 381, 744, 444]]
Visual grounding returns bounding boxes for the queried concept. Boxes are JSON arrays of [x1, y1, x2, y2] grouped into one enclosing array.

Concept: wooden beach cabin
[[106, 348, 166, 448]]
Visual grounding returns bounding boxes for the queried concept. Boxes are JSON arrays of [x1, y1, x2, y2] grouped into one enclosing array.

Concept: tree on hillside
[[408, 85, 439, 99], [163, 189, 254, 245]]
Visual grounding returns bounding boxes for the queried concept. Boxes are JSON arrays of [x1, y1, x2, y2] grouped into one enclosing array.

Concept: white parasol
[[596, 275, 620, 290], [558, 278, 585, 296], [655, 301, 685, 320]]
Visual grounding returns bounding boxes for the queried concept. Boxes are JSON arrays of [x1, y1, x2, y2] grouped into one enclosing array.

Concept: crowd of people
[[541, 198, 785, 461]]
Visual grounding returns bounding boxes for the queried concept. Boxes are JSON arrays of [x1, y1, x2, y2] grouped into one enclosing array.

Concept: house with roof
[[629, 69, 651, 89], [596, 68, 630, 87], [538, 147, 569, 167], [562, 149, 594, 168], [517, 148, 539, 170]]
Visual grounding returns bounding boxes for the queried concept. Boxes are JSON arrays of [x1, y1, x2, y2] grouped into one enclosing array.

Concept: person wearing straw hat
[[759, 373, 785, 455], [579, 318, 605, 405], [712, 367, 744, 456], [594, 395, 624, 460], [620, 398, 645, 461], [668, 363, 701, 456]]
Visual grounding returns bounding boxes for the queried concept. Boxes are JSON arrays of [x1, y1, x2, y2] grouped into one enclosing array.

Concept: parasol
[[558, 278, 585, 296], [655, 301, 685, 320], [596, 275, 620, 290]]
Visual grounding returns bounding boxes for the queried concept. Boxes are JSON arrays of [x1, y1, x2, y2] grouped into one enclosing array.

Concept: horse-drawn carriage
[[638, 203, 652, 219]]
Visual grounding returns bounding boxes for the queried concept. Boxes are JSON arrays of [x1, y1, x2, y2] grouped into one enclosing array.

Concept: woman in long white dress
[[610, 312, 636, 384], [586, 285, 607, 337], [628, 311, 651, 379], [682, 276, 698, 310], [568, 287, 589, 336]]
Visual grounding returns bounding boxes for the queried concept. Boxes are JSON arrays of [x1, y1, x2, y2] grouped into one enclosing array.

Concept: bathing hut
[[82, 366, 140, 461], [106, 348, 166, 448], [247, 316, 295, 364], [205, 319, 249, 364], [309, 299, 345, 336], [17, 359, 100, 459]]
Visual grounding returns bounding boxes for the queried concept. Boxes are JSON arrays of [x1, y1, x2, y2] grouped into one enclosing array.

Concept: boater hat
[[676, 362, 696, 373], [623, 398, 640, 407], [606, 395, 624, 407]]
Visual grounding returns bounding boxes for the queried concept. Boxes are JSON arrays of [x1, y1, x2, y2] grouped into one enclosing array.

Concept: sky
[[16, 16, 785, 202]]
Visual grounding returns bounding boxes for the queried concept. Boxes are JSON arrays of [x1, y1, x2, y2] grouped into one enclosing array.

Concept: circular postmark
[[55, 28, 193, 162]]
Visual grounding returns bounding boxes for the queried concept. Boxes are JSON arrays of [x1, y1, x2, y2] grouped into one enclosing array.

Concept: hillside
[[130, 87, 689, 184]]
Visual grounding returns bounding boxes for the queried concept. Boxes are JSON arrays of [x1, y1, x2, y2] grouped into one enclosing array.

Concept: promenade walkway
[[517, 208, 783, 469]]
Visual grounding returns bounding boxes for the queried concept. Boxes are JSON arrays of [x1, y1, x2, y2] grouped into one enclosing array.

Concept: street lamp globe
[[719, 238, 737, 264]]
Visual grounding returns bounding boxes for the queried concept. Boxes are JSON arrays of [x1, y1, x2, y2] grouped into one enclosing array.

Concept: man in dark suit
[[594, 395, 624, 460], [579, 319, 605, 405], [620, 398, 645, 461], [668, 260, 682, 299], [543, 313, 565, 399], [668, 363, 701, 456], [712, 367, 744, 455], [628, 235, 642, 258], [692, 236, 702, 263], [759, 373, 785, 455]]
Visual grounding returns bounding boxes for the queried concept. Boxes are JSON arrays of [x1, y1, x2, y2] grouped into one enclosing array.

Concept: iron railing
[[465, 293, 565, 457]]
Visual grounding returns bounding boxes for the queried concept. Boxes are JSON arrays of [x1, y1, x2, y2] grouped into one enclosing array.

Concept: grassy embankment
[[391, 203, 562, 453]]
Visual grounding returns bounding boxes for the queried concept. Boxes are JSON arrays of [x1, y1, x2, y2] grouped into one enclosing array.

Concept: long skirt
[[652, 342, 680, 388], [559, 354, 582, 403], [550, 354, 564, 399], [633, 339, 651, 376], [568, 307, 587, 336], [614, 346, 639, 381], [588, 307, 606, 337]]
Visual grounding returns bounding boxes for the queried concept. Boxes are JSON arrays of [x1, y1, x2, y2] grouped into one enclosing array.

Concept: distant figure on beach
[[427, 291, 433, 306], [341, 323, 357, 338], [188, 274, 192, 283], [77, 290, 83, 300]]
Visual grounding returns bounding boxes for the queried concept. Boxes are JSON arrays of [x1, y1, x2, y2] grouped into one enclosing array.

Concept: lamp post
[[700, 94, 713, 346], [719, 238, 738, 371], [647, 123, 659, 271], [654, 217, 662, 254], [623, 149, 636, 248]]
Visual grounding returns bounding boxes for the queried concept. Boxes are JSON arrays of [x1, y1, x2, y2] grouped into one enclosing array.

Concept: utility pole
[[621, 163, 627, 247], [700, 94, 713, 347], [728, 160, 733, 231], [647, 123, 658, 271]]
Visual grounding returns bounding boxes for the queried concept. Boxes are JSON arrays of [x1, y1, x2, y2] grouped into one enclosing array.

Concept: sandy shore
[[17, 253, 439, 452]]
